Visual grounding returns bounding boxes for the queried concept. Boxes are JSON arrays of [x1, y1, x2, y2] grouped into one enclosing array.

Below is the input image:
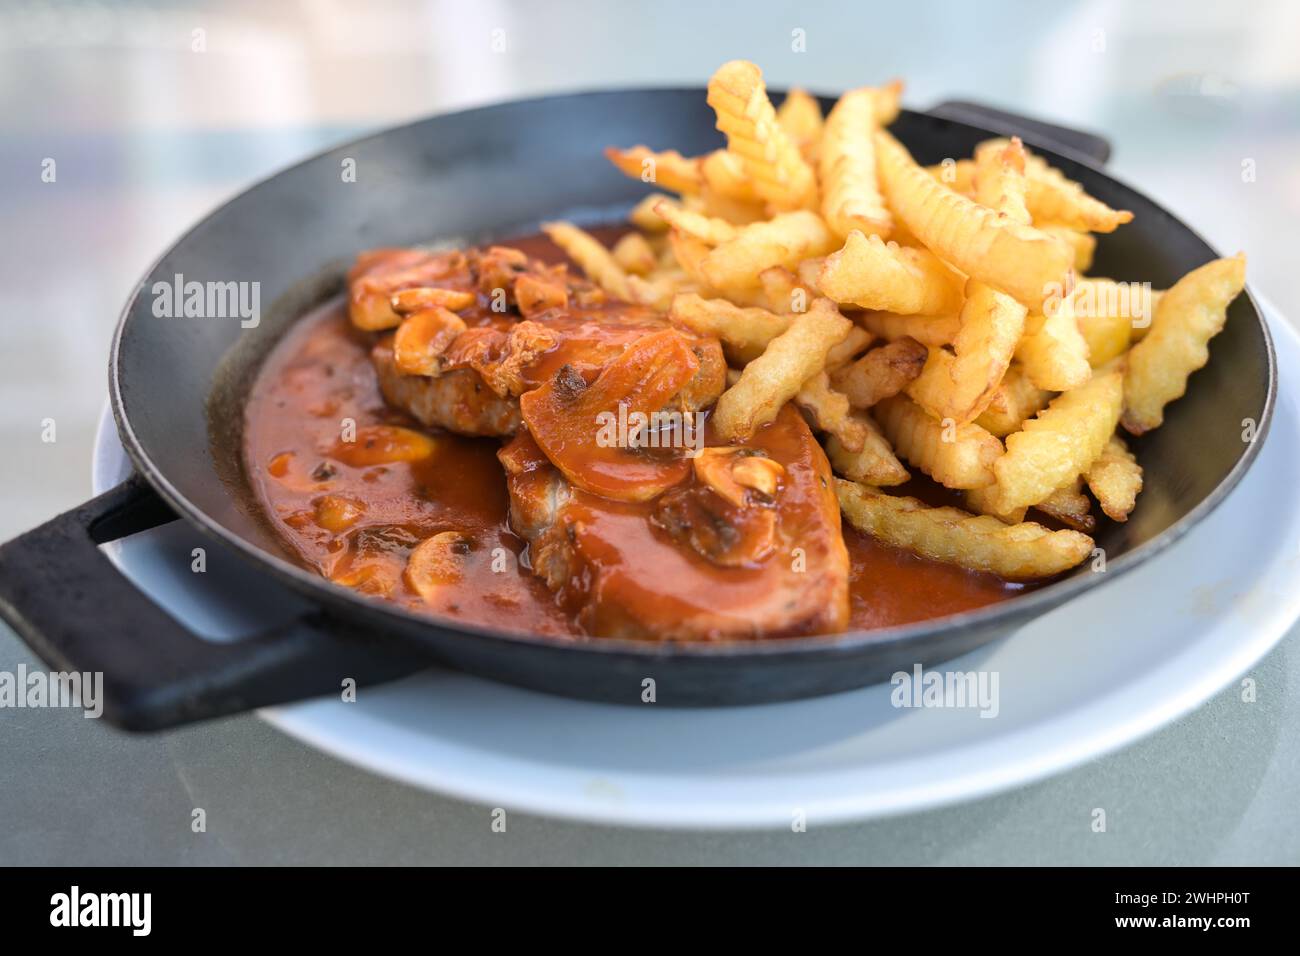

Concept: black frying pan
[[0, 90, 1275, 730]]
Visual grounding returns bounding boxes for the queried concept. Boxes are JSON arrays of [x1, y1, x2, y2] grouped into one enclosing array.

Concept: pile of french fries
[[543, 59, 1247, 580]]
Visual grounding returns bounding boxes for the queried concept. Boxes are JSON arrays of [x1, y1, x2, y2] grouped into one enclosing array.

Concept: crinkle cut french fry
[[973, 364, 1051, 437], [706, 59, 818, 211], [603, 146, 703, 194], [652, 200, 739, 245], [823, 326, 873, 369], [836, 480, 1093, 579], [964, 484, 1026, 525], [668, 293, 791, 364], [541, 221, 632, 301], [926, 158, 977, 196], [697, 185, 768, 225], [1074, 278, 1156, 367], [820, 88, 892, 240], [857, 310, 960, 348], [976, 139, 1134, 233], [908, 280, 1027, 424], [817, 230, 963, 315], [1085, 435, 1143, 521], [874, 130, 1072, 309], [701, 149, 762, 204], [909, 142, 1030, 424], [825, 416, 910, 486], [775, 88, 824, 163], [629, 193, 677, 232], [1122, 255, 1246, 435], [758, 266, 813, 315], [702, 211, 838, 291], [712, 298, 851, 441], [993, 370, 1123, 513], [1039, 223, 1096, 273], [1034, 478, 1096, 532], [667, 228, 727, 301], [973, 136, 1030, 226], [1016, 290, 1092, 391], [831, 336, 928, 409], [872, 394, 1003, 490], [612, 232, 657, 275]]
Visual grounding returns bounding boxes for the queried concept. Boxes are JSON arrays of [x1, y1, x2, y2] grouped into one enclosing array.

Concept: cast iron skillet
[[0, 90, 1275, 730]]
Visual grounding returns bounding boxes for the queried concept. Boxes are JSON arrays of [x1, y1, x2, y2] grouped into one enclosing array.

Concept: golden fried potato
[[757, 265, 813, 314], [541, 221, 632, 300], [874, 130, 1073, 309], [1072, 278, 1157, 367], [697, 185, 768, 225], [629, 193, 677, 232], [626, 272, 688, 311], [776, 88, 824, 162], [702, 211, 838, 291], [611, 231, 658, 275], [831, 336, 928, 408], [907, 140, 1030, 423], [817, 230, 964, 314], [824, 326, 874, 368], [652, 199, 740, 245], [973, 136, 1030, 226], [712, 298, 851, 440], [836, 480, 1093, 579], [668, 293, 791, 364], [794, 369, 852, 433], [963, 484, 1027, 525], [1122, 255, 1246, 434], [701, 149, 762, 204], [972, 364, 1051, 437], [976, 139, 1133, 233], [993, 370, 1123, 512], [1034, 477, 1096, 533], [820, 87, 893, 240], [1016, 291, 1092, 391], [908, 282, 1027, 424], [707, 60, 818, 211], [825, 415, 910, 486], [604, 145, 703, 194], [1085, 435, 1143, 521], [926, 157, 976, 195], [873, 394, 1003, 489], [1039, 223, 1096, 273], [856, 310, 961, 347]]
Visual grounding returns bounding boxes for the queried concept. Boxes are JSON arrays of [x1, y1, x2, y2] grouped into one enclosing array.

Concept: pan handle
[[926, 100, 1112, 165], [0, 475, 423, 730]]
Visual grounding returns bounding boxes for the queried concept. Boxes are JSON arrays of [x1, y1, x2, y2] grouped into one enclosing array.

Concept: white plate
[[94, 300, 1299, 830]]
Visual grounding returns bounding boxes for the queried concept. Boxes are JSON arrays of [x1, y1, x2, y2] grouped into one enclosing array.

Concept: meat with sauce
[[347, 244, 849, 640], [498, 405, 850, 640]]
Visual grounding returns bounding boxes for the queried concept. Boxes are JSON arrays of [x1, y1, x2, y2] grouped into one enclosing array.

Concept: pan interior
[[111, 89, 1274, 645]]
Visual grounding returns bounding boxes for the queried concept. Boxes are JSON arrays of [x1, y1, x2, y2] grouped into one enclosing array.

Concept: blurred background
[[1, 0, 1298, 864], [1, 0, 1298, 536]]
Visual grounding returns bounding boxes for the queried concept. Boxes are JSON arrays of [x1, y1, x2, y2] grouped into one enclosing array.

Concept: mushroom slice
[[404, 531, 473, 601], [693, 448, 786, 508]]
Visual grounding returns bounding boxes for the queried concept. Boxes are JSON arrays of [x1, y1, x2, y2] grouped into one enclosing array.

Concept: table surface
[[1, 0, 1298, 865]]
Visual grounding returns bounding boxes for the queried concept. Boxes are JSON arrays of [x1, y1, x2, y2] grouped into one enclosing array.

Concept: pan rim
[[108, 86, 1278, 660]]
